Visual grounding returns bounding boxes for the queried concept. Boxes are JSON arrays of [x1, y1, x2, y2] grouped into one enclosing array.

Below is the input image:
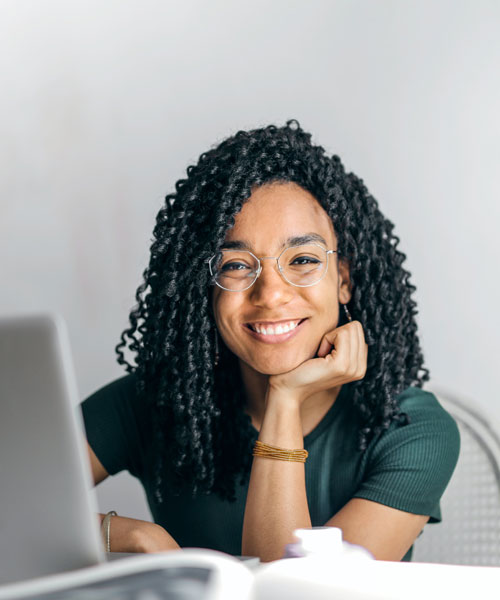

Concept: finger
[[326, 326, 352, 375], [338, 322, 359, 380], [355, 321, 368, 379], [349, 323, 359, 377], [330, 323, 363, 380], [316, 334, 333, 358], [316, 326, 342, 358]]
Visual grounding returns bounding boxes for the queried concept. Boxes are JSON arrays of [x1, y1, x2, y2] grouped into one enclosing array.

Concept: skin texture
[[88, 181, 428, 558]]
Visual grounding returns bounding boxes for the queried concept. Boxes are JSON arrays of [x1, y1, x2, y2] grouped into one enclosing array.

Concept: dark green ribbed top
[[81, 375, 459, 561]]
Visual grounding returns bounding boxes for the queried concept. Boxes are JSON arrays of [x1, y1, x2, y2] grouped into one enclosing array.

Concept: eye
[[290, 255, 321, 266], [220, 261, 253, 272]]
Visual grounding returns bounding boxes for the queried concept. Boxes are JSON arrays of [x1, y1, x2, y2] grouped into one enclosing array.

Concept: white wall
[[1, 0, 499, 520]]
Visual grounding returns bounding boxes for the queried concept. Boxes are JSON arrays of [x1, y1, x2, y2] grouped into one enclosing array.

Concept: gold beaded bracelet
[[253, 440, 308, 463]]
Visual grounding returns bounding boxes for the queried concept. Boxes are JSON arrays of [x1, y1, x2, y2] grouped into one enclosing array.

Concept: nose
[[248, 258, 294, 308]]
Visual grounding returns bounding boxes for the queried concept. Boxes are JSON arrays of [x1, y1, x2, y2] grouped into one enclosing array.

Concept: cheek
[[212, 292, 242, 345], [309, 279, 339, 322], [212, 292, 225, 332]]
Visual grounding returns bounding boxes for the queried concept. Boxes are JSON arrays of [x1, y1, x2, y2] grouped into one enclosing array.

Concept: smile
[[243, 318, 307, 343]]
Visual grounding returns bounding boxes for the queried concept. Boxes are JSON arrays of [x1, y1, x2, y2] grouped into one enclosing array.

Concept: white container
[[284, 526, 372, 560], [254, 527, 373, 600]]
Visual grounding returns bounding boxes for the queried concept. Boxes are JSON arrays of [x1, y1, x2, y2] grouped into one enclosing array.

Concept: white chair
[[413, 390, 500, 565]]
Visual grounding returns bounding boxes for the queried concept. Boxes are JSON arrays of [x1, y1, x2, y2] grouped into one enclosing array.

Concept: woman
[[82, 121, 459, 562]]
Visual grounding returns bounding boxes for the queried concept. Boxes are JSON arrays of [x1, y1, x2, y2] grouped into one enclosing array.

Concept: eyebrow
[[221, 233, 328, 251]]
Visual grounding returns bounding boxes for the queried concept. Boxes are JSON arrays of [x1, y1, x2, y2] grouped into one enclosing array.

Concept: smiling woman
[[81, 121, 460, 562]]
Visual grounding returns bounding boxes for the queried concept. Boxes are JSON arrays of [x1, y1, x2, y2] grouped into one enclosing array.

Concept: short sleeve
[[353, 388, 460, 522], [80, 374, 147, 478]]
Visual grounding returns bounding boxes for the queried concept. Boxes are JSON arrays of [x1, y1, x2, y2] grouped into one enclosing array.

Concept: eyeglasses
[[208, 243, 337, 292]]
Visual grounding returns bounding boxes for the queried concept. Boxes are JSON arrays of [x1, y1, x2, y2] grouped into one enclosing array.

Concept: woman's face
[[212, 182, 351, 376]]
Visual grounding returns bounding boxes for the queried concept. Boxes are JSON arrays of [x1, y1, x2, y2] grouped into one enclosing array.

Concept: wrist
[[129, 525, 151, 553], [266, 381, 304, 408], [129, 523, 176, 553], [260, 389, 303, 446]]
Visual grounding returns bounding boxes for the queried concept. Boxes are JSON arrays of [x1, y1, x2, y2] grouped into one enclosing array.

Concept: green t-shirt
[[81, 375, 460, 561]]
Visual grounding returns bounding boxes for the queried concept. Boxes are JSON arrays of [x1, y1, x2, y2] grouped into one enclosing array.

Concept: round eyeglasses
[[208, 243, 337, 292]]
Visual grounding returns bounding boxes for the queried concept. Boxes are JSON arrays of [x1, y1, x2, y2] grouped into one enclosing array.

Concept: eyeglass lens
[[210, 244, 328, 291]]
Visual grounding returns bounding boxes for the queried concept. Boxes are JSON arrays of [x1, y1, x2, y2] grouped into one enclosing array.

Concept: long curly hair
[[116, 120, 429, 502]]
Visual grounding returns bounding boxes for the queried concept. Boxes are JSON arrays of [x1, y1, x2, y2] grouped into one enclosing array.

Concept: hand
[[101, 514, 180, 553], [129, 521, 180, 553], [268, 321, 368, 404]]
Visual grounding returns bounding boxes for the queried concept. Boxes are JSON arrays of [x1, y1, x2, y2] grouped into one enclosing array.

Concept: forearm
[[242, 396, 311, 562], [98, 513, 180, 553]]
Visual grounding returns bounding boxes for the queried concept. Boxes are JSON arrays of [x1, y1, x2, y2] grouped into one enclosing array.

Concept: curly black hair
[[116, 120, 429, 502]]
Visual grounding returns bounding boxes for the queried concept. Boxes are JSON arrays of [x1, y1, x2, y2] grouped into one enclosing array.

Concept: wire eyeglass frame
[[208, 243, 337, 292]]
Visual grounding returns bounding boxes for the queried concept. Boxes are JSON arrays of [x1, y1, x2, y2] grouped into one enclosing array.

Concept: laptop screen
[[0, 314, 104, 585]]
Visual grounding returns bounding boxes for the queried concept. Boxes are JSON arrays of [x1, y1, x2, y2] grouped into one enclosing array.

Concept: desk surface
[[2, 552, 500, 600]]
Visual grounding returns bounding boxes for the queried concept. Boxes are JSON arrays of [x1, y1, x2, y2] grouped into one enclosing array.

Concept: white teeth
[[251, 320, 300, 335]]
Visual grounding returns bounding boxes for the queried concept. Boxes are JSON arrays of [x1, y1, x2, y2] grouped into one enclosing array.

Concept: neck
[[239, 360, 342, 436]]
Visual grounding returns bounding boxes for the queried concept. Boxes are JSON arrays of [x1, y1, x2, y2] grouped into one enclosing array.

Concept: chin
[[250, 354, 312, 376]]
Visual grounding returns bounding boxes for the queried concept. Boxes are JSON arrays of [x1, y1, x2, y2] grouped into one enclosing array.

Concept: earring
[[343, 304, 352, 323], [214, 329, 220, 366]]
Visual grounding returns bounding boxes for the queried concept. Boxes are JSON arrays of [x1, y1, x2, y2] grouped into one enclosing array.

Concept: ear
[[338, 258, 352, 305]]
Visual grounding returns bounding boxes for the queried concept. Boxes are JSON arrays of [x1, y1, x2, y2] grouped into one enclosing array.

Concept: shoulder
[[81, 372, 151, 433], [398, 387, 460, 446], [396, 387, 460, 440], [369, 386, 460, 471], [356, 387, 460, 520], [80, 373, 150, 476], [81, 373, 142, 419], [83, 373, 138, 404]]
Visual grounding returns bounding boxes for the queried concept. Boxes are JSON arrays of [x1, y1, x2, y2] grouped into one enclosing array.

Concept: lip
[[243, 318, 307, 344]]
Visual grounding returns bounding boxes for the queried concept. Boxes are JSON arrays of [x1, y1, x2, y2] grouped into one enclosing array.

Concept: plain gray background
[[1, 0, 499, 521]]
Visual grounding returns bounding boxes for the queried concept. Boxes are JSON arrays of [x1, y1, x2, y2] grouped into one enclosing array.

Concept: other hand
[[100, 514, 180, 553], [268, 321, 368, 404]]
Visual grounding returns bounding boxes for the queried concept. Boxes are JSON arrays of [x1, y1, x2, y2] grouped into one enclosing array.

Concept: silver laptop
[[0, 314, 105, 586], [0, 314, 255, 600]]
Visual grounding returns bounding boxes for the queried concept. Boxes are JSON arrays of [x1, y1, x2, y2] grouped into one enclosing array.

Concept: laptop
[[0, 314, 254, 599]]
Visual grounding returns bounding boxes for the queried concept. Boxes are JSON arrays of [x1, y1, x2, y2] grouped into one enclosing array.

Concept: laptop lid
[[0, 314, 105, 586]]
